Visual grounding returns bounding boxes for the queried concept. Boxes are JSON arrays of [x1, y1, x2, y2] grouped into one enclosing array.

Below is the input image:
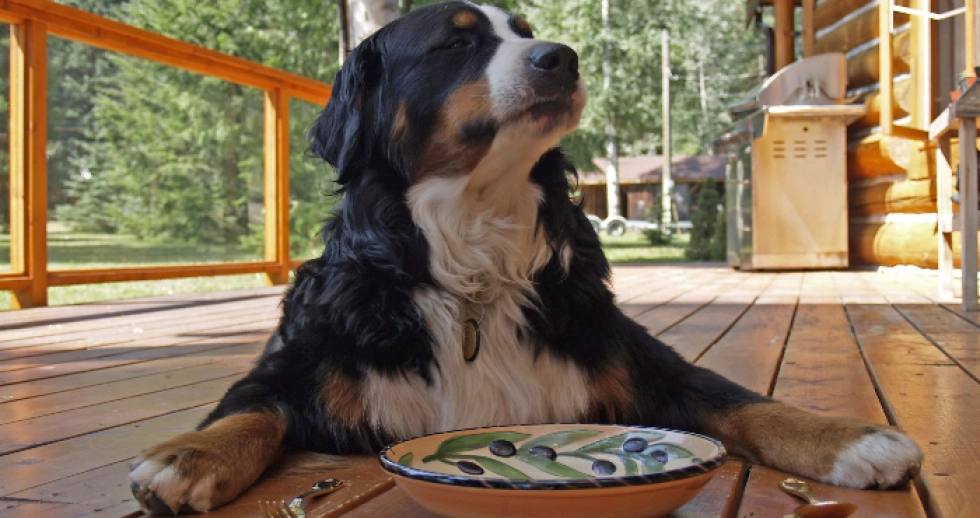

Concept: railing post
[[9, 20, 49, 308], [263, 88, 291, 286], [880, 0, 893, 136]]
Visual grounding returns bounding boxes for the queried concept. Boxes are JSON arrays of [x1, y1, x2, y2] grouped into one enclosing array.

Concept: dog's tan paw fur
[[129, 412, 285, 514]]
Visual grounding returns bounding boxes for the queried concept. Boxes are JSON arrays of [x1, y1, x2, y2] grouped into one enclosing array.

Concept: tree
[[685, 178, 725, 261]]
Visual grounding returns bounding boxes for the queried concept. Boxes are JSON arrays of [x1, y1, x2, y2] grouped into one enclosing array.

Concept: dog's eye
[[444, 37, 474, 50]]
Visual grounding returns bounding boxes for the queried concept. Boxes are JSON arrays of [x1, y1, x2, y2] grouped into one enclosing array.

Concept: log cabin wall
[[807, 0, 943, 267]]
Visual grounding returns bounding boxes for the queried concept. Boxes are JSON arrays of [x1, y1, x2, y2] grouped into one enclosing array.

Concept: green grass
[[1, 225, 693, 311], [599, 232, 690, 264]]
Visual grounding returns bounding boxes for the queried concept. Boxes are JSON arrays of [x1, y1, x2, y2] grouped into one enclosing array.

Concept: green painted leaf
[[621, 455, 639, 476], [659, 443, 695, 459], [630, 431, 667, 442], [397, 452, 413, 467], [517, 429, 601, 453], [462, 456, 531, 480], [635, 455, 666, 474], [422, 432, 531, 463], [575, 433, 627, 453], [516, 453, 593, 479]]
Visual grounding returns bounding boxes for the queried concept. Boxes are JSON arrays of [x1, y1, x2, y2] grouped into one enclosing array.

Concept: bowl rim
[[377, 424, 727, 491]]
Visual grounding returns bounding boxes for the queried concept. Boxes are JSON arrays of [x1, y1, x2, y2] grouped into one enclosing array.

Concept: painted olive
[[622, 437, 648, 453], [456, 460, 485, 475], [650, 449, 669, 464], [528, 446, 557, 460], [488, 440, 517, 458], [592, 459, 617, 475]]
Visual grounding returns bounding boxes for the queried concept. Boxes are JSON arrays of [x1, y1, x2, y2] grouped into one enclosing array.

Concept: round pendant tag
[[462, 318, 481, 362]]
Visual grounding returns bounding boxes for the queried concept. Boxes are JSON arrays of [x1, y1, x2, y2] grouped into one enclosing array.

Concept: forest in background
[[0, 0, 766, 256]]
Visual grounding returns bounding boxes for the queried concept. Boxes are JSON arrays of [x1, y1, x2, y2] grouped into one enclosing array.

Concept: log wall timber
[[847, 133, 912, 179], [846, 28, 911, 88], [850, 221, 980, 268], [814, 0, 873, 32], [849, 178, 935, 216], [814, 0, 909, 55], [853, 76, 911, 129], [849, 221, 938, 267]]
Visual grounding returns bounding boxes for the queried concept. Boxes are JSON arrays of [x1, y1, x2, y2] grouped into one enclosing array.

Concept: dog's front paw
[[129, 413, 286, 514], [129, 443, 222, 514], [827, 426, 923, 489]]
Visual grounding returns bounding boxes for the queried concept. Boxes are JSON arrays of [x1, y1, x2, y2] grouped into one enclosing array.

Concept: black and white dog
[[129, 2, 923, 513]]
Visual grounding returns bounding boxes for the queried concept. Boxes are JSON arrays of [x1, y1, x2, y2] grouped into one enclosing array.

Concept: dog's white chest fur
[[361, 175, 590, 439]]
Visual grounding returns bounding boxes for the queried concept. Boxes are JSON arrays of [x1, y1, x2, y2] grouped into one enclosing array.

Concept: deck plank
[[736, 272, 926, 518], [843, 272, 980, 518]]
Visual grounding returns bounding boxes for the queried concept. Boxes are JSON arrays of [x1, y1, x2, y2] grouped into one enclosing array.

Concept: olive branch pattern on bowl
[[382, 424, 723, 490]]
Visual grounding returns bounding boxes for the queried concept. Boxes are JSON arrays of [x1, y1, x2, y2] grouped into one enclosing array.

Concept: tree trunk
[[602, 0, 621, 219], [222, 82, 246, 244]]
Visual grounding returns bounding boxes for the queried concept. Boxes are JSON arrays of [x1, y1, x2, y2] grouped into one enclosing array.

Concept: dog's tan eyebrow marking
[[453, 10, 478, 28], [509, 15, 534, 38]]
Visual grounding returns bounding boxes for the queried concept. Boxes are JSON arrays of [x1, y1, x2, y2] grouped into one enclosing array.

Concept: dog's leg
[[686, 368, 923, 489], [129, 409, 286, 514]]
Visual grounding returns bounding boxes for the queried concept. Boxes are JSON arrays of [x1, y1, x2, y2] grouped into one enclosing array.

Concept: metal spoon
[[779, 478, 857, 518]]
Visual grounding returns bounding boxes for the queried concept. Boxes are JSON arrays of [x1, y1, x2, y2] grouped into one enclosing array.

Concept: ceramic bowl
[[378, 424, 726, 518]]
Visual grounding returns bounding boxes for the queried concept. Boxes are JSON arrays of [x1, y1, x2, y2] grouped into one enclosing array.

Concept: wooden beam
[[9, 20, 48, 308], [846, 30, 912, 88], [967, 0, 977, 79], [814, 1, 909, 55], [848, 133, 912, 179], [909, 0, 931, 130], [802, 0, 816, 57], [774, 0, 795, 71], [959, 118, 978, 310], [264, 89, 291, 286], [0, 0, 332, 106], [853, 76, 912, 130], [46, 262, 282, 286], [814, 0, 874, 33], [880, 0, 894, 135], [849, 178, 936, 216], [849, 220, 937, 267]]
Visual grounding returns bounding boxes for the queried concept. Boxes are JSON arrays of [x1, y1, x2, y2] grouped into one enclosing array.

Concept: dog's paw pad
[[129, 454, 217, 514], [828, 427, 924, 489]]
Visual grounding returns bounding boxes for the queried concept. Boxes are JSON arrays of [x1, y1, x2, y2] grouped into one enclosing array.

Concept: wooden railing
[[0, 0, 333, 309]]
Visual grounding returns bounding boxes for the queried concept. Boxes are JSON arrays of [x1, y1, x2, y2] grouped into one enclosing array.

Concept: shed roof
[[578, 155, 727, 186]]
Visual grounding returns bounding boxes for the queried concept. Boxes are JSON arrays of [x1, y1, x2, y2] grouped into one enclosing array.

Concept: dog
[[128, 2, 924, 513]]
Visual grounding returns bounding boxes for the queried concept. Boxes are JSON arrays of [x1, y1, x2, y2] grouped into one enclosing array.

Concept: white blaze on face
[[477, 5, 539, 119]]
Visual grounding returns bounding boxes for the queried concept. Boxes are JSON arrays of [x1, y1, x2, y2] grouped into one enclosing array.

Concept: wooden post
[[909, 0, 931, 130], [802, 0, 816, 57], [961, 118, 979, 311], [879, 0, 894, 135], [773, 0, 795, 71], [264, 88, 291, 286], [9, 20, 48, 308], [967, 0, 977, 80]]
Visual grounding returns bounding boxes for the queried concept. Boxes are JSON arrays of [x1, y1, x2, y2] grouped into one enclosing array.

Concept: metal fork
[[258, 478, 344, 518]]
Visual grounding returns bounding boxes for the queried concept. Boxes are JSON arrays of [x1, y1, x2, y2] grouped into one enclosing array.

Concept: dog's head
[[311, 1, 586, 188]]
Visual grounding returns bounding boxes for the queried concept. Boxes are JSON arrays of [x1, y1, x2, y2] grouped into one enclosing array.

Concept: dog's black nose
[[528, 43, 579, 78]]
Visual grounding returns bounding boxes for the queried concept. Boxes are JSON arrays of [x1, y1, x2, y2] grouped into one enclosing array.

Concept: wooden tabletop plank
[[737, 272, 926, 518], [659, 273, 775, 362], [0, 303, 277, 363], [844, 273, 980, 518], [631, 274, 749, 336], [0, 347, 256, 426], [696, 272, 802, 395], [0, 298, 278, 363], [0, 320, 275, 386], [0, 404, 213, 496], [0, 287, 283, 330], [0, 292, 279, 347], [0, 376, 236, 455]]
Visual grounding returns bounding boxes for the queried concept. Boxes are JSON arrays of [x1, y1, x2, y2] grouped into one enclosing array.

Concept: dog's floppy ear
[[309, 37, 382, 181]]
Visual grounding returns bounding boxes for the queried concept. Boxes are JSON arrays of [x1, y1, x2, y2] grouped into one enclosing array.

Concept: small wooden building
[[578, 155, 726, 220], [746, 0, 969, 268]]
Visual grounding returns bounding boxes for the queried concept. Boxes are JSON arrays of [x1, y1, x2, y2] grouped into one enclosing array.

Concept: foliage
[[684, 179, 725, 261], [601, 232, 687, 263], [643, 193, 672, 245]]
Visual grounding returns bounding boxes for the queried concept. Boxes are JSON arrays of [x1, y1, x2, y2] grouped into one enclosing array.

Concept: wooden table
[[1, 266, 976, 517]]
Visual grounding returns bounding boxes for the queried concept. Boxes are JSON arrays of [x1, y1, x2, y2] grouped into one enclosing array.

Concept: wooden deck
[[0, 266, 976, 518]]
